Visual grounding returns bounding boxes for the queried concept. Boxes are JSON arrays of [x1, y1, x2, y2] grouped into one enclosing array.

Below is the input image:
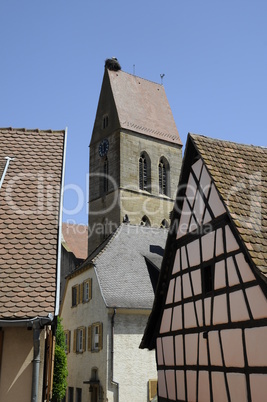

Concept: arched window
[[103, 157, 108, 193], [160, 219, 169, 229], [139, 154, 147, 190], [140, 215, 151, 227], [159, 157, 170, 196]]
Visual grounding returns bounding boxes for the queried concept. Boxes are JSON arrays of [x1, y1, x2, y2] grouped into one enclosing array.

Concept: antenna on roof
[[133, 64, 135, 76], [160, 73, 165, 85]]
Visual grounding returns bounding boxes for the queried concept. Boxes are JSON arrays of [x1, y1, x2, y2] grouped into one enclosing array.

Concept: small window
[[160, 219, 169, 229], [103, 115, 109, 129], [83, 279, 92, 303], [64, 330, 71, 354], [202, 265, 214, 295], [141, 215, 151, 227], [71, 285, 79, 307]]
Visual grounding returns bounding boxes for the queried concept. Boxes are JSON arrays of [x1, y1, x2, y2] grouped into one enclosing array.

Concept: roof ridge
[[190, 133, 267, 150], [0, 127, 65, 134], [119, 70, 163, 87]]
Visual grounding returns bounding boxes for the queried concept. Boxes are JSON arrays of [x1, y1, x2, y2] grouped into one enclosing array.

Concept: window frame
[[88, 322, 103, 352], [83, 279, 92, 303]]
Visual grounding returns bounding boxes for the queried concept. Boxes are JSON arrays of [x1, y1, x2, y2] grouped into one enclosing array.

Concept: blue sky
[[1, 0, 266, 224]]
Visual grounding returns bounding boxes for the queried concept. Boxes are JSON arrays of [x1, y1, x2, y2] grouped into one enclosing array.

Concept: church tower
[[88, 58, 182, 254]]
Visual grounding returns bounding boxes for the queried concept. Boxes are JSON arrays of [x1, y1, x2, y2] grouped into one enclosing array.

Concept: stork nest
[[105, 58, 121, 71]]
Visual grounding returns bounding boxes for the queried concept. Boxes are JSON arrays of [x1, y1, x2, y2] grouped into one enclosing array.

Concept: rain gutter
[[111, 308, 119, 402], [54, 127, 68, 316]]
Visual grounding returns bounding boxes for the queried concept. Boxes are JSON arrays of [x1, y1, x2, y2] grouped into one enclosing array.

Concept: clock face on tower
[[98, 139, 109, 157]]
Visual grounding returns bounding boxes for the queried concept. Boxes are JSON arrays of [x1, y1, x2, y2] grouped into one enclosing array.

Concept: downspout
[[32, 323, 41, 402], [31, 316, 54, 402], [111, 309, 119, 402]]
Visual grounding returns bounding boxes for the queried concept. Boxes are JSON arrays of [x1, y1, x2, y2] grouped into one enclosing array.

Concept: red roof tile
[[0, 127, 66, 319], [190, 134, 267, 274], [108, 70, 182, 145], [62, 223, 88, 259]]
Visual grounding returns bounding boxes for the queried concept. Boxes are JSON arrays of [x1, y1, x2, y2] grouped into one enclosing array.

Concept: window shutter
[[82, 327, 86, 352], [87, 326, 92, 351], [73, 329, 77, 353], [98, 323, 103, 351], [78, 283, 83, 303], [89, 278, 92, 300], [149, 379, 157, 401], [68, 331, 71, 353]]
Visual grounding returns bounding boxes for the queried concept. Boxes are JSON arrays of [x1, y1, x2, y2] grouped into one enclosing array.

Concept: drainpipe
[[31, 316, 54, 402], [31, 323, 41, 402], [111, 309, 119, 402]]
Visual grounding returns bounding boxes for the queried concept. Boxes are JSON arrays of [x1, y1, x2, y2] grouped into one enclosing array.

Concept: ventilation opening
[[202, 265, 214, 295]]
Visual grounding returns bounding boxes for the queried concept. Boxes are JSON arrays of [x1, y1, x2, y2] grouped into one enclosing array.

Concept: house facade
[[0, 127, 66, 402], [141, 134, 267, 402], [61, 224, 167, 402]]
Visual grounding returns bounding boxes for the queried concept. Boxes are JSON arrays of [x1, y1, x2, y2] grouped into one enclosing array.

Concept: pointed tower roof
[[91, 63, 182, 146]]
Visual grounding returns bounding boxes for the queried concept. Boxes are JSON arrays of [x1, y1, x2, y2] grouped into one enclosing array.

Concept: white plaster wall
[[111, 312, 157, 402], [0, 326, 45, 402], [60, 266, 109, 402]]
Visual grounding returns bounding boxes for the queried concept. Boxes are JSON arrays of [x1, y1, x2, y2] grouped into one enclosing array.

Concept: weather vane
[[160, 73, 165, 85]]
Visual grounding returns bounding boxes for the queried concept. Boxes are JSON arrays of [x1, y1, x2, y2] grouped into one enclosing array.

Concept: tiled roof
[[87, 224, 167, 309], [0, 127, 66, 319], [190, 134, 267, 273], [108, 70, 182, 145], [62, 223, 88, 260]]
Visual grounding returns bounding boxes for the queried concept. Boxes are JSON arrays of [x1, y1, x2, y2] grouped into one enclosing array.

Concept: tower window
[[103, 157, 109, 193], [159, 157, 170, 196], [141, 215, 151, 227], [160, 219, 169, 229], [139, 152, 151, 192], [103, 115, 109, 129], [139, 154, 147, 190]]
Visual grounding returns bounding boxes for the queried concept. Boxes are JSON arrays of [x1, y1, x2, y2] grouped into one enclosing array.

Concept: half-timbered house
[[141, 134, 267, 402]]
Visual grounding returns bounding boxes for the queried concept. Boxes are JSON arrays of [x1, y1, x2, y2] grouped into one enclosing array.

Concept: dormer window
[[103, 115, 109, 129]]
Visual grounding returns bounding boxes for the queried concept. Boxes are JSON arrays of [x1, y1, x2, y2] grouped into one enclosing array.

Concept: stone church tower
[[88, 58, 182, 254]]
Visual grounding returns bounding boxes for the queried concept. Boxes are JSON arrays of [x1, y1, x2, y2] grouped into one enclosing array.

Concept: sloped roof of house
[[85, 224, 168, 309], [62, 223, 88, 260], [0, 127, 66, 319], [107, 69, 182, 145], [190, 134, 267, 273]]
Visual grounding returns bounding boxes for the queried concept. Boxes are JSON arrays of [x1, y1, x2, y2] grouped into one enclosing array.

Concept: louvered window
[[159, 158, 167, 195], [139, 154, 147, 190]]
